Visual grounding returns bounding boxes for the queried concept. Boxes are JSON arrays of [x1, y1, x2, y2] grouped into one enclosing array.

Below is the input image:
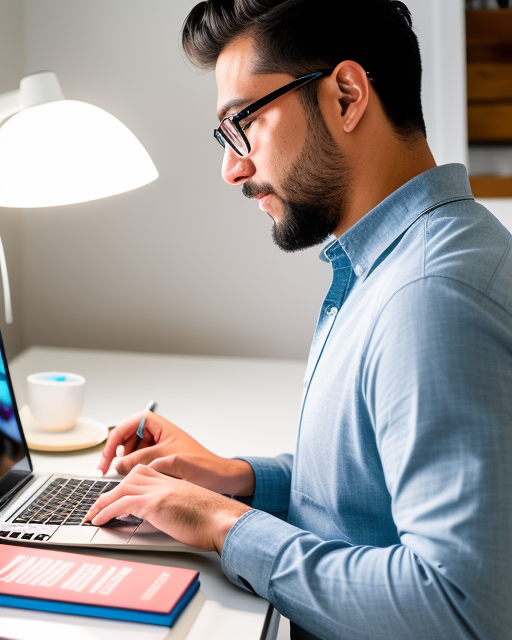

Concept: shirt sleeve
[[234, 453, 293, 520], [221, 276, 512, 640]]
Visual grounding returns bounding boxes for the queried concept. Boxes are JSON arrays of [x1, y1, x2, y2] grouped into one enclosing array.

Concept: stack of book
[[0, 544, 199, 627]]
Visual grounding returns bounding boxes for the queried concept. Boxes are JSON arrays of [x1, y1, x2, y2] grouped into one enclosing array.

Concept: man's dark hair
[[182, 0, 426, 140]]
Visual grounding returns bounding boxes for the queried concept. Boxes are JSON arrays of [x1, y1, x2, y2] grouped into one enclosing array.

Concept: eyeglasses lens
[[215, 130, 225, 148], [219, 119, 249, 157]]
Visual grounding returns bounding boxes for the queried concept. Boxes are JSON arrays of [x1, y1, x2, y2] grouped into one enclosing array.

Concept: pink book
[[0, 543, 199, 626]]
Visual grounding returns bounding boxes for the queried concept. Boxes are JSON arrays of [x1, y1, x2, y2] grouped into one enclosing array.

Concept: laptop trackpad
[[128, 520, 181, 546], [93, 525, 138, 545], [49, 525, 99, 544]]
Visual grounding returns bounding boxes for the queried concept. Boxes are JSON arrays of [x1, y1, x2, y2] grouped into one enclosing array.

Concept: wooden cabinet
[[466, 9, 512, 196]]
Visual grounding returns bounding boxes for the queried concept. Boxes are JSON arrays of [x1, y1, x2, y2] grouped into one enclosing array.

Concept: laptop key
[[21, 533, 34, 539], [0, 530, 10, 537], [12, 477, 114, 531], [12, 516, 31, 524]]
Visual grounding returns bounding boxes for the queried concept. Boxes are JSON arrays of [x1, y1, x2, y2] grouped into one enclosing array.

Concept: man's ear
[[331, 61, 370, 133]]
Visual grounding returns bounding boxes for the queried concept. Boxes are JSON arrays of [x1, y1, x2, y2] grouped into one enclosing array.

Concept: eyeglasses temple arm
[[233, 71, 330, 123]]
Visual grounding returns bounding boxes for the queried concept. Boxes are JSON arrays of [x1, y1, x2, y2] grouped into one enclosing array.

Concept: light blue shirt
[[221, 164, 512, 640]]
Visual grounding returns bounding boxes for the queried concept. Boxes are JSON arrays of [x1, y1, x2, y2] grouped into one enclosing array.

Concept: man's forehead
[[215, 37, 258, 116], [215, 36, 290, 119], [216, 36, 255, 83]]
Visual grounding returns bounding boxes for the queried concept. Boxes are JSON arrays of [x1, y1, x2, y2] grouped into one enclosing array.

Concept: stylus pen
[[113, 400, 158, 459], [135, 399, 158, 442]]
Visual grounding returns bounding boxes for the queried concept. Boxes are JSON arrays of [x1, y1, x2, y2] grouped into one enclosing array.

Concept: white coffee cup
[[27, 372, 86, 432]]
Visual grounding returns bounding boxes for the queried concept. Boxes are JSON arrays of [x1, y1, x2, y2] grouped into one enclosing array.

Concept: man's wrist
[[224, 458, 255, 497], [213, 502, 252, 556]]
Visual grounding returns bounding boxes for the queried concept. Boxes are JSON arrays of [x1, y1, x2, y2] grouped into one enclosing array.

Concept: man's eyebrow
[[217, 97, 253, 122]]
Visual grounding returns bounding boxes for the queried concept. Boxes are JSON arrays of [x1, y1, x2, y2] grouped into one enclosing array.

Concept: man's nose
[[221, 145, 256, 185]]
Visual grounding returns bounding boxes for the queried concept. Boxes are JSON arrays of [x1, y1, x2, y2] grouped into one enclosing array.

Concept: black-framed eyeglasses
[[214, 70, 333, 158]]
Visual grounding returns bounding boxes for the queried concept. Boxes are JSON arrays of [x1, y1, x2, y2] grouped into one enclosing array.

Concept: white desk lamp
[[0, 70, 159, 324]]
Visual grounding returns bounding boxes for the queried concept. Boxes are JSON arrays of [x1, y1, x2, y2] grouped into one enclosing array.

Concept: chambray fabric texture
[[221, 164, 512, 640]]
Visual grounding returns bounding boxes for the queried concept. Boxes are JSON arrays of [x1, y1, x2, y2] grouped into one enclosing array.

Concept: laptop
[[0, 333, 195, 553]]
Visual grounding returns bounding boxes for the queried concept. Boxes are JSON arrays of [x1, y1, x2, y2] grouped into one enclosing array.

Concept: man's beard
[[242, 106, 353, 252]]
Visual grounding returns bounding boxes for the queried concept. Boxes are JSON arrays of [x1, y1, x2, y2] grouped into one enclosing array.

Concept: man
[[86, 1, 512, 638]]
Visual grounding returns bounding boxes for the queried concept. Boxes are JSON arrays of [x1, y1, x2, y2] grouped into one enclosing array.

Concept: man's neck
[[333, 137, 437, 238]]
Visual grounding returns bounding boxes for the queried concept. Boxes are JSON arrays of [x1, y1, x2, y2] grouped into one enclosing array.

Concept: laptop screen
[[0, 332, 31, 501]]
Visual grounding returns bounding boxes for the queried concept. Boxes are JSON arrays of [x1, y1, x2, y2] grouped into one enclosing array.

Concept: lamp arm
[[0, 235, 13, 324], [0, 90, 21, 126], [0, 73, 65, 125], [0, 90, 18, 323]]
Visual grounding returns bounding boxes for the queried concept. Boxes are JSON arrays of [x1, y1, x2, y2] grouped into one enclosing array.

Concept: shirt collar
[[319, 163, 474, 277]]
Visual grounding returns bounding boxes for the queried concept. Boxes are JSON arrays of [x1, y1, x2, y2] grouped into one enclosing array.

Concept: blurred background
[[0, 0, 510, 363]]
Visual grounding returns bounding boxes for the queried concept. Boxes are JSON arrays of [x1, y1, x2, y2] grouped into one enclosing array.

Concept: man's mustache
[[242, 181, 276, 200]]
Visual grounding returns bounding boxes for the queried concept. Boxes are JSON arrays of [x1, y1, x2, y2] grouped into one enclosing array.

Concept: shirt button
[[326, 307, 338, 317], [354, 265, 363, 276]]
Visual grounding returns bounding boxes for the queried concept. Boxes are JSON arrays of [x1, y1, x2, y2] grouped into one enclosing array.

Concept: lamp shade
[[0, 99, 159, 208]]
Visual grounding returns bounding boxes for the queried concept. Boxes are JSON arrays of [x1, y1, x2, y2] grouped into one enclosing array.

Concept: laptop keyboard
[[11, 477, 120, 526]]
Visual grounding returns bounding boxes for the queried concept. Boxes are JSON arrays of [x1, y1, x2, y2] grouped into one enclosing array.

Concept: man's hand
[[85, 464, 252, 554], [97, 412, 255, 496]]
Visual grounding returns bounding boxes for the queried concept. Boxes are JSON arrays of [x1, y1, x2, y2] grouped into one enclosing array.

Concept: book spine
[[0, 580, 199, 628]]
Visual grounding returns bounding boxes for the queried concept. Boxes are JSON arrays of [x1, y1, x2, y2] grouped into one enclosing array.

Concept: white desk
[[2, 347, 306, 640]]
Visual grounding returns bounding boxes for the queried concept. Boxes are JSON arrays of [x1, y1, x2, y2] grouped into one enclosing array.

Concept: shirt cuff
[[221, 509, 305, 599], [235, 454, 292, 516]]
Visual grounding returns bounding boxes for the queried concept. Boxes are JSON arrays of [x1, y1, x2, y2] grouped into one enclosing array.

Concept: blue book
[[0, 544, 200, 627]]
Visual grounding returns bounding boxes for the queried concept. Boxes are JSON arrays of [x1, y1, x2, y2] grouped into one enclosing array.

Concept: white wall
[[1, 0, 508, 362], [406, 0, 468, 167], [20, 0, 328, 360], [0, 0, 25, 360]]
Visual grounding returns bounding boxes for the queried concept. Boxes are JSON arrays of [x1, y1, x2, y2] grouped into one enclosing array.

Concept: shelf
[[466, 9, 512, 197], [467, 63, 512, 101], [469, 176, 512, 198], [466, 9, 512, 54], [468, 103, 512, 142]]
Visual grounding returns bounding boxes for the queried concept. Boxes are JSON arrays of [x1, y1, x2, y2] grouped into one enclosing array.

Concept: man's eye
[[241, 120, 254, 132]]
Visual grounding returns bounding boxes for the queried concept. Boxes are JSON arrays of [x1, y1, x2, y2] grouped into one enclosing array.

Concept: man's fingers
[[115, 445, 166, 475], [122, 432, 141, 457], [148, 454, 185, 478], [86, 467, 157, 521], [98, 410, 161, 475], [85, 481, 128, 521], [90, 495, 139, 526], [97, 412, 145, 474]]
